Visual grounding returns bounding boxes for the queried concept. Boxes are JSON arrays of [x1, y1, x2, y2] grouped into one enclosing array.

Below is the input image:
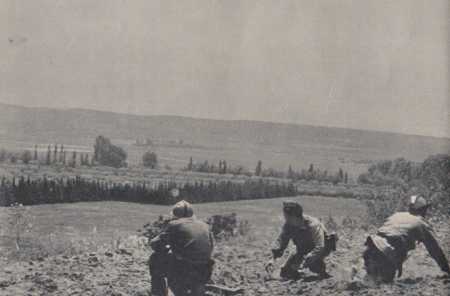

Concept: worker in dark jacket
[[363, 195, 450, 282], [266, 201, 336, 279], [149, 200, 214, 296]]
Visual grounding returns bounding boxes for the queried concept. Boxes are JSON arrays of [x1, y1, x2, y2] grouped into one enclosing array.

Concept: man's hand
[[265, 259, 275, 274], [442, 265, 450, 276], [271, 249, 283, 259]]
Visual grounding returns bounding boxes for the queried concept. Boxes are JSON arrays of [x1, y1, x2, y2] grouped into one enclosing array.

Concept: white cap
[[409, 195, 428, 211], [171, 200, 194, 218]]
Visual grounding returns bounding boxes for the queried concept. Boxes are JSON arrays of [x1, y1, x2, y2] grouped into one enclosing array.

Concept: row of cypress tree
[[0, 176, 298, 207]]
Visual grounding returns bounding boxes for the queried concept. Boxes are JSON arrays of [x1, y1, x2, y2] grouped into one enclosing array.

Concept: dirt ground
[[0, 198, 449, 295]]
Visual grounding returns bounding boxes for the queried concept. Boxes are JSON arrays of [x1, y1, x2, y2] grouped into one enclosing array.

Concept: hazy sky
[[1, 0, 448, 137]]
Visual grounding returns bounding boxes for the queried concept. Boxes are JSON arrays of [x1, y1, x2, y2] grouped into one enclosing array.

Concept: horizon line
[[1, 101, 449, 140]]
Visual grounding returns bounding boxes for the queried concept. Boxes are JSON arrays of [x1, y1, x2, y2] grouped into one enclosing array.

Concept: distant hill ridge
[[0, 102, 449, 159]]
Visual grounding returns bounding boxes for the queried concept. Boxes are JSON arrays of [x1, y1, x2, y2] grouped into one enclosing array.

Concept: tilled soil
[[1, 224, 449, 296]]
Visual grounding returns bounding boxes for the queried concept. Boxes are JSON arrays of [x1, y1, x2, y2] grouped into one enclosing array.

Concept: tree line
[[0, 144, 92, 167], [185, 158, 349, 184], [0, 176, 298, 207]]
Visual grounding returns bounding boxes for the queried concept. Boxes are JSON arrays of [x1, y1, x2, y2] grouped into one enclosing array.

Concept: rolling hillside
[[1, 102, 449, 175]]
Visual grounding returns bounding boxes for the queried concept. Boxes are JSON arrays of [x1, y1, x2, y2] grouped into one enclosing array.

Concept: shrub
[[7, 202, 34, 252], [143, 151, 158, 169], [93, 136, 127, 168], [207, 213, 238, 239], [358, 154, 450, 216], [21, 150, 32, 164]]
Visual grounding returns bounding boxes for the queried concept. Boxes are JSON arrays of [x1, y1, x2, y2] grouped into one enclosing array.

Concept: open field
[[1, 196, 449, 295], [0, 196, 367, 257]]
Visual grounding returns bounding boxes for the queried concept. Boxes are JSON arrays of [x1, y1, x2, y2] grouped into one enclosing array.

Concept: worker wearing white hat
[[363, 195, 449, 282]]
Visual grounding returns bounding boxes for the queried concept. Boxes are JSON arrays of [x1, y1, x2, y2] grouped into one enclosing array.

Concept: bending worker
[[363, 195, 450, 282], [149, 200, 214, 296]]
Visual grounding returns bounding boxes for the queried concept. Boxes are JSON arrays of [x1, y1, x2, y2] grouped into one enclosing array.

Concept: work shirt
[[272, 215, 326, 261], [151, 217, 214, 264], [377, 212, 449, 273]]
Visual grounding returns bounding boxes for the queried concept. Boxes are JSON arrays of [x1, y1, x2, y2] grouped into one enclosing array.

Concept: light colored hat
[[409, 195, 428, 211], [171, 200, 194, 218]]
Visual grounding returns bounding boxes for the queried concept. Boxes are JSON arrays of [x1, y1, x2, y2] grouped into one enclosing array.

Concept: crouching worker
[[265, 201, 337, 280], [149, 200, 214, 296], [363, 195, 450, 283]]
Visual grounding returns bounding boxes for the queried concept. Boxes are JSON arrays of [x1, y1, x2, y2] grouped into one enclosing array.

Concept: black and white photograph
[[0, 1, 449, 295]]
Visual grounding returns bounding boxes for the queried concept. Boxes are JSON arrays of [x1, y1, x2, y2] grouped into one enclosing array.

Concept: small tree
[[70, 151, 77, 167], [7, 203, 33, 251], [21, 150, 32, 164], [53, 144, 58, 164], [338, 168, 344, 182], [59, 144, 65, 163], [255, 160, 262, 176], [188, 157, 193, 171], [0, 149, 7, 162], [93, 136, 127, 168], [46, 145, 51, 165], [10, 154, 17, 164], [143, 151, 158, 169], [223, 160, 227, 174], [34, 145, 38, 161], [288, 165, 294, 179]]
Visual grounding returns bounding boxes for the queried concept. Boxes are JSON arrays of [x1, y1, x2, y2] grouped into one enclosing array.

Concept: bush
[[365, 189, 406, 227], [21, 150, 32, 164], [93, 136, 127, 168], [358, 154, 450, 216], [142, 151, 158, 169], [0, 149, 7, 162], [207, 213, 238, 239]]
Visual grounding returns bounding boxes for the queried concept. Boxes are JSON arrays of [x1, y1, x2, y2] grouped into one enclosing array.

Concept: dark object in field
[[207, 213, 238, 239], [141, 213, 249, 244], [140, 215, 174, 242], [325, 232, 338, 254]]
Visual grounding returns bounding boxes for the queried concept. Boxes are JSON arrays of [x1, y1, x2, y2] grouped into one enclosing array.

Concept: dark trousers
[[280, 252, 327, 278], [149, 252, 170, 296], [149, 252, 214, 296]]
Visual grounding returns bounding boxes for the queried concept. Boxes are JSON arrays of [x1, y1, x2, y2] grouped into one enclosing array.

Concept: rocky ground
[[1, 219, 449, 296]]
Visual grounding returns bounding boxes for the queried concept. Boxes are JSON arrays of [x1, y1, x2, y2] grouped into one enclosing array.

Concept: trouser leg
[[168, 259, 213, 296], [363, 246, 396, 283], [149, 252, 170, 296], [307, 258, 327, 276], [280, 253, 304, 279]]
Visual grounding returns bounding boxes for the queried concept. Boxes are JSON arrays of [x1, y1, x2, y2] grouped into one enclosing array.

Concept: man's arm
[[271, 224, 291, 258], [209, 231, 215, 252], [421, 225, 450, 274], [150, 224, 172, 252]]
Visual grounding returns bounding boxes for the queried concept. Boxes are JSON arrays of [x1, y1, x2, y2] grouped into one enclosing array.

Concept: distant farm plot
[[0, 137, 385, 180]]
